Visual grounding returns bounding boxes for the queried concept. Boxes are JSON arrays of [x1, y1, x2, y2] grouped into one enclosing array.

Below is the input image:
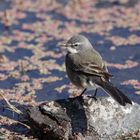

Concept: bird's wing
[[66, 51, 113, 80], [74, 62, 113, 79]]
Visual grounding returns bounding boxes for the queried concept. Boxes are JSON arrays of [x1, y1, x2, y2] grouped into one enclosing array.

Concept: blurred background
[[0, 0, 140, 139]]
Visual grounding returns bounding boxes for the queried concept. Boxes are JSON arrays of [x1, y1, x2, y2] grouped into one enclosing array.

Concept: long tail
[[97, 81, 132, 106]]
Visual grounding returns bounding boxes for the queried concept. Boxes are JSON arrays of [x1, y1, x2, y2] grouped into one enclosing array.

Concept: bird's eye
[[74, 43, 80, 47]]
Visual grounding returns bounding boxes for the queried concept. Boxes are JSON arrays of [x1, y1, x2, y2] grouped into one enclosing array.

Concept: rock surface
[[27, 96, 140, 140]]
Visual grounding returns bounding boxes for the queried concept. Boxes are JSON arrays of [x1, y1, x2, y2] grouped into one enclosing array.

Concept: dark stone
[[26, 96, 140, 140]]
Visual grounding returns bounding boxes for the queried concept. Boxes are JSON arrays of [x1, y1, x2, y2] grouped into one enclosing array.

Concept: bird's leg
[[72, 88, 87, 101], [79, 88, 87, 96], [88, 88, 98, 101], [73, 88, 87, 100], [93, 88, 97, 98]]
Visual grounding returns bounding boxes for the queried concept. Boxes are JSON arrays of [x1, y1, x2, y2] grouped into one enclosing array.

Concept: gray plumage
[[64, 35, 132, 106]]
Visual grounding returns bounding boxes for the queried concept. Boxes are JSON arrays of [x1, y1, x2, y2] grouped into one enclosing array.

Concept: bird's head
[[61, 35, 93, 54]]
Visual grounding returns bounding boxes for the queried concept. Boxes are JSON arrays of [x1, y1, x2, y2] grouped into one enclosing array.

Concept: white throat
[[67, 47, 78, 54]]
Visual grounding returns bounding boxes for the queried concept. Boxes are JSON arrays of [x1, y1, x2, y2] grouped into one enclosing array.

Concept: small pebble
[[110, 46, 116, 51]]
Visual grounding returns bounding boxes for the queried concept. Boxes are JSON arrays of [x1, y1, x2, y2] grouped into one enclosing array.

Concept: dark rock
[[27, 96, 140, 140]]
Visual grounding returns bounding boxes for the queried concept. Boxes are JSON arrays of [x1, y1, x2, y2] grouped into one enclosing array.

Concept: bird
[[62, 34, 132, 106]]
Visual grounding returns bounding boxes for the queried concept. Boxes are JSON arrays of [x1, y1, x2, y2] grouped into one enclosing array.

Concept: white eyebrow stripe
[[72, 42, 81, 46]]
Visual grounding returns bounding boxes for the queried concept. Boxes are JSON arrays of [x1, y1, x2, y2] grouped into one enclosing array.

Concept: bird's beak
[[58, 42, 73, 49], [58, 42, 67, 48], [60, 43, 67, 47]]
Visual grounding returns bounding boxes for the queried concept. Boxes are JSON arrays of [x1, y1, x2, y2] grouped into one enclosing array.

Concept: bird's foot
[[73, 94, 83, 101], [87, 95, 97, 101]]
